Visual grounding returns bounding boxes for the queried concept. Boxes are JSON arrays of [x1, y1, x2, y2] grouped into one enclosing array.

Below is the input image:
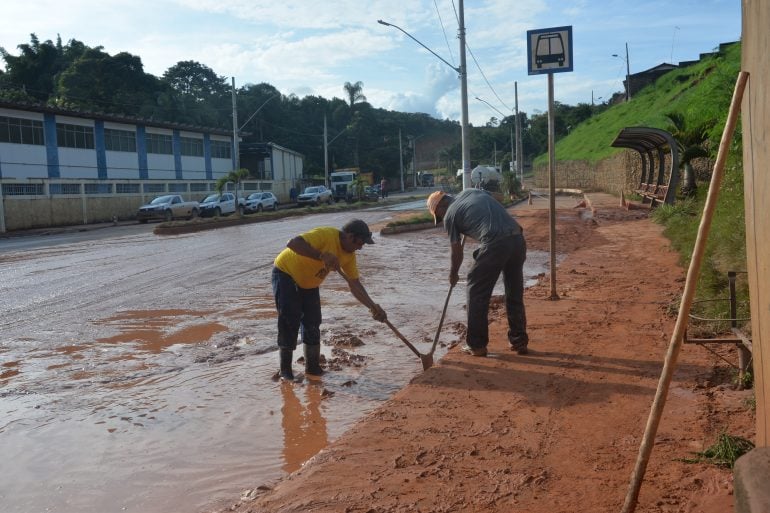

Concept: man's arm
[[449, 240, 464, 286], [286, 235, 338, 270], [344, 274, 387, 322]]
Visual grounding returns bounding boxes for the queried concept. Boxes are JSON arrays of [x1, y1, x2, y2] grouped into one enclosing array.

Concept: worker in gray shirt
[[427, 189, 528, 356]]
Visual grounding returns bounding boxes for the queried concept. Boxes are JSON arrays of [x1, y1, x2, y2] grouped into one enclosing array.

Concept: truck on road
[[330, 169, 358, 202], [136, 195, 199, 223]]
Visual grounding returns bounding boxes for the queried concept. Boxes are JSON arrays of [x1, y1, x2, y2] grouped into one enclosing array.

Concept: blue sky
[[1, 0, 741, 126]]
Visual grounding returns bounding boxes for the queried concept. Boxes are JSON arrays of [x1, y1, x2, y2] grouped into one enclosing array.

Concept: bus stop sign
[[527, 26, 573, 75]]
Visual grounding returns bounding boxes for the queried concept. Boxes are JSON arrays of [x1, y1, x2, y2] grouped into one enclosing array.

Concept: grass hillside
[[551, 42, 748, 333], [549, 42, 741, 163]]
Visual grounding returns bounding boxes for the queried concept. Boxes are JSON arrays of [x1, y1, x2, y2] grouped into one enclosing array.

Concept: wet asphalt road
[[0, 200, 549, 513]]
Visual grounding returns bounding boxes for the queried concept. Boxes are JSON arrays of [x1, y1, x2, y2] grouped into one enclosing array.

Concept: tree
[[665, 112, 710, 196], [0, 34, 72, 101], [163, 61, 228, 102], [216, 168, 250, 216], [55, 49, 158, 116], [343, 81, 366, 108], [162, 61, 229, 127]]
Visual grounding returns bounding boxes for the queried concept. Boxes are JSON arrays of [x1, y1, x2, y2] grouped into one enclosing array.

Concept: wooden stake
[[620, 70, 749, 513]]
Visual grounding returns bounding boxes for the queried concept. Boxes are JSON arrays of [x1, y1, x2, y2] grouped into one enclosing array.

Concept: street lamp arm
[[239, 94, 279, 132], [327, 125, 350, 146], [475, 96, 507, 119], [377, 19, 460, 73]]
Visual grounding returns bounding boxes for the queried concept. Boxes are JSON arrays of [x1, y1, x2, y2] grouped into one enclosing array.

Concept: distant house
[[626, 63, 679, 98], [615, 41, 739, 104]]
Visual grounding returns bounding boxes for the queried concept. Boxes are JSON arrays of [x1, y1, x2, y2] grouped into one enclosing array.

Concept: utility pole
[[458, 0, 471, 190], [625, 42, 631, 100], [515, 81, 523, 185], [231, 77, 240, 170], [399, 129, 404, 192], [323, 114, 329, 188], [412, 137, 417, 188]]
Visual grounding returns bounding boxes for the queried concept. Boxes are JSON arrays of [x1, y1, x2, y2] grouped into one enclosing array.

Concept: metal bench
[[612, 127, 681, 207]]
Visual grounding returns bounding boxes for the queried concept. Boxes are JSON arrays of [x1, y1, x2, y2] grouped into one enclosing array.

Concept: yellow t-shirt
[[274, 226, 360, 289]]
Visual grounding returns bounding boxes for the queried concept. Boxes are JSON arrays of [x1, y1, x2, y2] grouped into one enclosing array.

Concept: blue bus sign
[[527, 26, 573, 75]]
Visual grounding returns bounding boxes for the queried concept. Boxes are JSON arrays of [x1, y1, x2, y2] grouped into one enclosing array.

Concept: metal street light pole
[[231, 77, 240, 170], [613, 43, 631, 101], [324, 114, 329, 188], [625, 42, 631, 100], [457, 0, 471, 190], [378, 0, 471, 190], [408, 134, 424, 187], [323, 118, 351, 188], [515, 81, 523, 185], [399, 129, 404, 192]]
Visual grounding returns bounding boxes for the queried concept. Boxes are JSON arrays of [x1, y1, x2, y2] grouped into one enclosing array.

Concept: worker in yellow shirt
[[272, 219, 387, 380]]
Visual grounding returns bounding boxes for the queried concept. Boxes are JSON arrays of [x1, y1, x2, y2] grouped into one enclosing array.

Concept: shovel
[[337, 269, 433, 370], [427, 236, 464, 360], [427, 282, 455, 361]]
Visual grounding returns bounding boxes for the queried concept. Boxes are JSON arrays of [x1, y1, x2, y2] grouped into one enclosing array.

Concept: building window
[[116, 183, 141, 194], [56, 123, 95, 149], [2, 183, 45, 195], [143, 183, 166, 193], [49, 183, 82, 195], [146, 133, 172, 154], [168, 183, 188, 193], [84, 183, 112, 194], [210, 140, 231, 159], [0, 115, 45, 145], [104, 128, 137, 152], [180, 136, 204, 157]]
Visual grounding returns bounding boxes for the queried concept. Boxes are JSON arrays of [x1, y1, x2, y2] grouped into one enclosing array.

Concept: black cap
[[342, 219, 375, 244]]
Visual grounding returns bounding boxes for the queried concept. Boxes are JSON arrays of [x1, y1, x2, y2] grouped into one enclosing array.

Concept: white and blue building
[[0, 101, 304, 232]]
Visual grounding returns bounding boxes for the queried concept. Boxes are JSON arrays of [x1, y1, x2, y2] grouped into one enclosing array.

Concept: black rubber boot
[[279, 348, 294, 381], [304, 344, 324, 376]]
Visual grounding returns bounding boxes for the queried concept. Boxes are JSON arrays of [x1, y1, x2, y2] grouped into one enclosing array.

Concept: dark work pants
[[466, 234, 527, 348], [272, 267, 322, 350]]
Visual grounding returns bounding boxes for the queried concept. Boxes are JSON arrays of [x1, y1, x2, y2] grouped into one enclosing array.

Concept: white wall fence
[[0, 177, 289, 233]]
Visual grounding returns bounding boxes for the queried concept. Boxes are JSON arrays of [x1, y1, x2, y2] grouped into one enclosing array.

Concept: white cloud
[[1, 0, 742, 125]]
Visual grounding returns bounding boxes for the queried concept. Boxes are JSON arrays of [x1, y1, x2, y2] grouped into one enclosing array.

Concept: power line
[[434, 0, 456, 67]]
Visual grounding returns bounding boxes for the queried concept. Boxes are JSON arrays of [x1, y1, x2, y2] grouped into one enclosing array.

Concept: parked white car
[[297, 185, 333, 206], [244, 192, 279, 213], [198, 192, 245, 217]]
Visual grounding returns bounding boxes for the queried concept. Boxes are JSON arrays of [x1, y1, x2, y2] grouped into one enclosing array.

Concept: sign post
[[527, 25, 573, 300]]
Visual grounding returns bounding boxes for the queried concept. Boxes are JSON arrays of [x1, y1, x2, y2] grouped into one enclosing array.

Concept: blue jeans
[[466, 234, 527, 349], [272, 267, 322, 350]]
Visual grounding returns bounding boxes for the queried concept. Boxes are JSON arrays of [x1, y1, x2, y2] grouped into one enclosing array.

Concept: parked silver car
[[244, 192, 279, 213], [297, 185, 333, 206]]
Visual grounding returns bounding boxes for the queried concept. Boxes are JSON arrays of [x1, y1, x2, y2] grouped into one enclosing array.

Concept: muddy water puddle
[[0, 214, 551, 513]]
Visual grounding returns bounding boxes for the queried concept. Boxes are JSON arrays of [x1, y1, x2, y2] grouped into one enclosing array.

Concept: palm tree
[[216, 168, 250, 216], [343, 81, 366, 108], [665, 112, 710, 196]]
